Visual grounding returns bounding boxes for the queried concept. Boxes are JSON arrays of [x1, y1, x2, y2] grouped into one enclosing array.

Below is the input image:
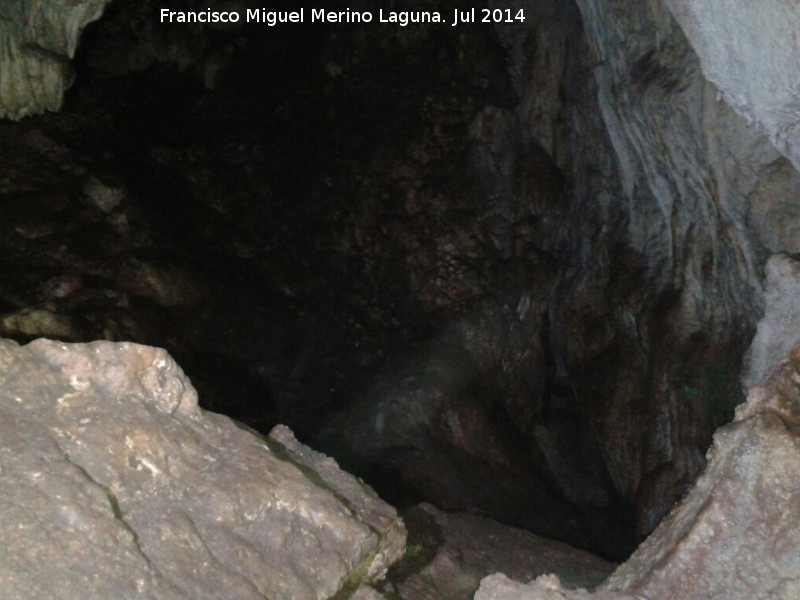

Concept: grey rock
[[475, 574, 644, 600], [742, 254, 800, 388], [599, 341, 800, 599], [603, 346, 800, 600], [666, 0, 800, 171], [396, 504, 613, 600], [570, 0, 800, 536], [267, 424, 407, 581], [0, 337, 404, 599], [352, 587, 387, 600], [476, 339, 800, 600], [10, 0, 800, 568]]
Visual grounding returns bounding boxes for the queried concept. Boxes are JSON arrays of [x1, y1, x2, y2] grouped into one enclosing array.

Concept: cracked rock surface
[[0, 337, 405, 600]]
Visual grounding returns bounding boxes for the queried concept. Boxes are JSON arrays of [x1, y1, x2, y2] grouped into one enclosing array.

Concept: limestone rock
[[742, 253, 800, 388], [571, 0, 800, 536], [475, 574, 643, 600], [0, 337, 405, 600], [395, 504, 613, 600], [0, 0, 110, 120], [599, 341, 800, 599], [9, 0, 800, 568], [666, 0, 800, 171]]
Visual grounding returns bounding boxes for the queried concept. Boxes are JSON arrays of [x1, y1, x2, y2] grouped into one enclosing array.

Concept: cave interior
[[3, 0, 791, 564]]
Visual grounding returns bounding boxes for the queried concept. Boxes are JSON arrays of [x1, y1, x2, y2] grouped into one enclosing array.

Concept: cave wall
[[0, 0, 110, 119], [317, 0, 800, 540], [569, 0, 800, 534], [5, 0, 800, 558], [667, 0, 800, 172], [312, 0, 641, 555]]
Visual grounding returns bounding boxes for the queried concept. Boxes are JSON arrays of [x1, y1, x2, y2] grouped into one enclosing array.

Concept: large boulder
[[0, 338, 405, 599]]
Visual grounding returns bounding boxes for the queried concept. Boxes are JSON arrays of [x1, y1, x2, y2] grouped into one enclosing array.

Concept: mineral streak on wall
[[0, 0, 110, 120]]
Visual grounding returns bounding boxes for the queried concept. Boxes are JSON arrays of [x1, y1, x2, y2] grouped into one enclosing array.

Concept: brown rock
[[0, 338, 405, 600]]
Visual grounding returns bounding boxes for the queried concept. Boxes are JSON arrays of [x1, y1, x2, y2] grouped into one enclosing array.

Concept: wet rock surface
[[0, 337, 405, 600]]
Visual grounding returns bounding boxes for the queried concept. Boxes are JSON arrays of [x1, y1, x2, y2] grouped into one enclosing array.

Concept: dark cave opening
[[1, 0, 762, 565]]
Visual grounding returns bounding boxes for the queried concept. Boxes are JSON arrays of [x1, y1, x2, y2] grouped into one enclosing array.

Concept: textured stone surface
[[352, 587, 387, 600], [268, 423, 407, 581], [599, 342, 800, 599], [0, 338, 404, 599], [475, 574, 643, 600], [571, 0, 800, 536], [395, 504, 613, 600], [0, 0, 110, 120], [742, 253, 800, 388], [7, 0, 800, 565], [477, 341, 800, 599], [666, 0, 800, 171]]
